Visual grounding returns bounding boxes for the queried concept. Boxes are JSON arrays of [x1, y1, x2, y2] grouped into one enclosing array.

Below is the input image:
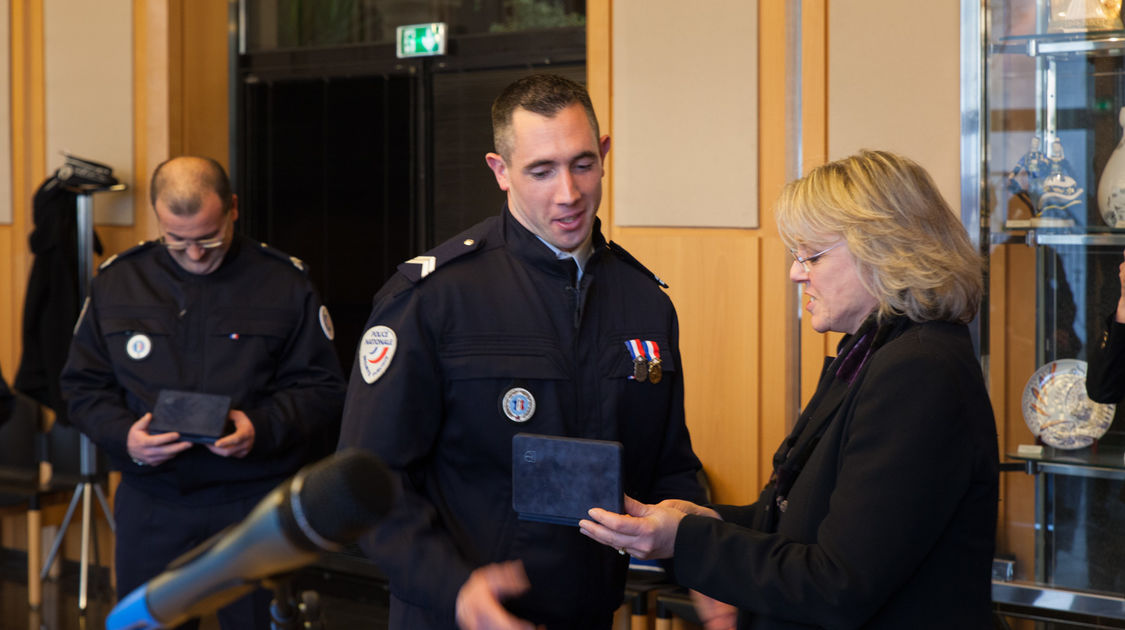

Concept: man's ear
[[485, 153, 510, 192], [230, 194, 239, 222]]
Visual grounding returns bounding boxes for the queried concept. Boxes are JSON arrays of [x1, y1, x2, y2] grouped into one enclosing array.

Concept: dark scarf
[[758, 314, 905, 530]]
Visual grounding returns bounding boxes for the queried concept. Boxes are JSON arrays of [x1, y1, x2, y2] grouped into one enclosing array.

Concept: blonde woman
[[581, 150, 998, 630]]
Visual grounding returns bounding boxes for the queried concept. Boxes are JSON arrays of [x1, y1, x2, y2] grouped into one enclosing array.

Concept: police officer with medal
[[60, 157, 345, 630], [338, 74, 705, 630]]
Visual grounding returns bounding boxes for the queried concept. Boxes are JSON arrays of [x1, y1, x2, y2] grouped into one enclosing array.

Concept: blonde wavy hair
[[775, 150, 982, 324]]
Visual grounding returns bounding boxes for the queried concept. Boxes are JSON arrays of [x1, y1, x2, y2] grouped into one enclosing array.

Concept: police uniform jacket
[[1086, 314, 1125, 403], [60, 234, 346, 505], [338, 207, 705, 629], [674, 316, 998, 630]]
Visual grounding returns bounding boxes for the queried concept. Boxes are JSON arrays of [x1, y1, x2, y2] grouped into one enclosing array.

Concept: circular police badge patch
[[359, 325, 397, 384], [319, 305, 335, 341], [126, 333, 152, 361], [501, 388, 536, 423]]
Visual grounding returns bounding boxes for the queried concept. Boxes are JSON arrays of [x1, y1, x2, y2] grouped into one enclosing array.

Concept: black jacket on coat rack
[[15, 176, 102, 425]]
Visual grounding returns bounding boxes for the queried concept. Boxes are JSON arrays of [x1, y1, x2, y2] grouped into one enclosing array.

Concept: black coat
[[674, 317, 998, 630], [1086, 314, 1125, 403], [15, 177, 101, 423]]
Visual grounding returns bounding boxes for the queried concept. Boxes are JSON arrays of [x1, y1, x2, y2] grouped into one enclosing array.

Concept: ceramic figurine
[[1007, 136, 1050, 210], [1038, 138, 1083, 225]]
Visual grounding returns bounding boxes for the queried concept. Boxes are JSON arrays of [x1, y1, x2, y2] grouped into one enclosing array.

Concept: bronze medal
[[648, 358, 663, 384], [633, 356, 648, 382]]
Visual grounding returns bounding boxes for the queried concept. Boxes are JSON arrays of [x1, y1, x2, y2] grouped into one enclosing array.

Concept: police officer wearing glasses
[[60, 156, 345, 630]]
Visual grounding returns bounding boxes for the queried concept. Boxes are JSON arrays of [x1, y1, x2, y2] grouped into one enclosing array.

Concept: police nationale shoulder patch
[[359, 325, 397, 384]]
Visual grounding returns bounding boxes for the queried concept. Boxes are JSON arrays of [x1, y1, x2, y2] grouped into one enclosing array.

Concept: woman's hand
[[579, 495, 716, 559]]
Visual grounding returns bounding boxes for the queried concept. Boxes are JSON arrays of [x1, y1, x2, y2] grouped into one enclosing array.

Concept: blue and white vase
[[1098, 107, 1125, 228]]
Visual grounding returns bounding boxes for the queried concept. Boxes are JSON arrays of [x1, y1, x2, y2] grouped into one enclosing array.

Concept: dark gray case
[[512, 433, 624, 526], [148, 390, 233, 444]]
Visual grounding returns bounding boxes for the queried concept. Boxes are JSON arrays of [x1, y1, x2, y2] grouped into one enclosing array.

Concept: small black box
[[512, 433, 623, 526], [148, 390, 233, 444]]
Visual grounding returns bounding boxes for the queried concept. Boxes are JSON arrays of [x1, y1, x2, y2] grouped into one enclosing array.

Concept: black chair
[[655, 586, 701, 629], [0, 391, 47, 608], [621, 566, 674, 630]]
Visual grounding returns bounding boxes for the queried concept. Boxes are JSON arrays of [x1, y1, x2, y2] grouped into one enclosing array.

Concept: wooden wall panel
[[826, 0, 961, 211], [994, 243, 1038, 580], [1, 0, 10, 225], [615, 228, 763, 503], [169, 0, 230, 167], [2, 0, 228, 562], [611, 0, 758, 229], [591, 0, 799, 504], [44, 0, 134, 225], [5, 0, 45, 380], [0, 228, 17, 379], [586, 0, 612, 235]]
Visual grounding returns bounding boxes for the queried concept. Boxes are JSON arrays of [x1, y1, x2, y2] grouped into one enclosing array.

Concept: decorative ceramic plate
[[1022, 359, 1115, 450]]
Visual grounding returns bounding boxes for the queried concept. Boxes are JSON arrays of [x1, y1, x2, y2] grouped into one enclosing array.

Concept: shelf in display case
[[1008, 444, 1125, 480], [992, 581, 1125, 625], [994, 30, 1125, 57], [989, 229, 1125, 246]]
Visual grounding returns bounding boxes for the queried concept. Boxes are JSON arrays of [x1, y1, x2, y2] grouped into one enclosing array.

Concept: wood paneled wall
[[588, 1, 810, 503], [2, 0, 229, 560], [991, 243, 1038, 579]]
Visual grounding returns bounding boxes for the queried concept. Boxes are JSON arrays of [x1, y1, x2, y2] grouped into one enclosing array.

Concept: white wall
[[45, 0, 134, 224], [827, 1, 961, 213], [612, 0, 759, 228]]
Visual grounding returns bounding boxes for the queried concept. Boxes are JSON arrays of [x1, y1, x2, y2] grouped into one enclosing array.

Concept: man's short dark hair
[[491, 74, 599, 161], [150, 156, 234, 216]]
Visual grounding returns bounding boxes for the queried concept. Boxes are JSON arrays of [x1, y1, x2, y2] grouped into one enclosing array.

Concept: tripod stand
[[40, 184, 125, 611], [268, 576, 326, 630]]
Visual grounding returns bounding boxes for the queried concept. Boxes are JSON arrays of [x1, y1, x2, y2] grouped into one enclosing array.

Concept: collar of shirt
[[534, 233, 594, 282]]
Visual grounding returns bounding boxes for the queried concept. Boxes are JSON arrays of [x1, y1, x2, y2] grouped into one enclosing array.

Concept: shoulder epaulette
[[98, 240, 157, 271], [397, 222, 491, 284], [607, 240, 669, 288], [256, 241, 307, 273]]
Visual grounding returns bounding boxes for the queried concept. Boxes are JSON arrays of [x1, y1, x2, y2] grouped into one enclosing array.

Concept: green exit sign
[[396, 23, 447, 58]]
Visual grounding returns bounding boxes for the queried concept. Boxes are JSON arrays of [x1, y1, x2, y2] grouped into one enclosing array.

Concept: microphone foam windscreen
[[299, 449, 396, 545]]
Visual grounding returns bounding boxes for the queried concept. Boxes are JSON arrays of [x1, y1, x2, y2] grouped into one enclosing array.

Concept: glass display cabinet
[[963, 0, 1125, 626]]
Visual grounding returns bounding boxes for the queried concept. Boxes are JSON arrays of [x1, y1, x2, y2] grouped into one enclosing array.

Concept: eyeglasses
[[789, 241, 843, 272], [160, 215, 231, 251]]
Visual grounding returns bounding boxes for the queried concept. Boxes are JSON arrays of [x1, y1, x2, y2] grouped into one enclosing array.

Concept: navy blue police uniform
[[60, 233, 345, 630], [338, 207, 705, 630]]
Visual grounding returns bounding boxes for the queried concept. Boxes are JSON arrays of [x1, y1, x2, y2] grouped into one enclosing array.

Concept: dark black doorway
[[235, 29, 585, 370]]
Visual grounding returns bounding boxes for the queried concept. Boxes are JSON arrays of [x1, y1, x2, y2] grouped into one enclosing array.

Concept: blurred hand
[[656, 498, 723, 521], [207, 409, 255, 458], [691, 590, 738, 630], [455, 561, 540, 630], [127, 413, 191, 466]]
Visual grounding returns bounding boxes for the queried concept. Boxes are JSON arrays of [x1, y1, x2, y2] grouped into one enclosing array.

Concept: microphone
[[106, 448, 395, 630]]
